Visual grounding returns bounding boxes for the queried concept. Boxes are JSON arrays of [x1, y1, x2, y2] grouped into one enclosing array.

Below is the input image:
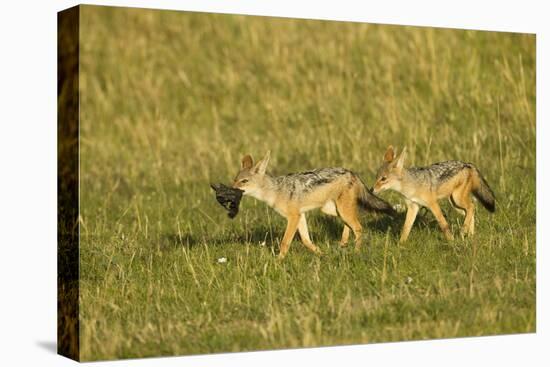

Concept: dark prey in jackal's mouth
[[211, 183, 244, 218]]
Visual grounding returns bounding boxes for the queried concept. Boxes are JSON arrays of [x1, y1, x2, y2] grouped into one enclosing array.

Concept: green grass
[[77, 5, 536, 361]]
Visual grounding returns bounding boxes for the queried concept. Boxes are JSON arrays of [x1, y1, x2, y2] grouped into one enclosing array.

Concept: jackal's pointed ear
[[254, 150, 270, 175], [384, 145, 396, 162], [395, 147, 407, 170], [241, 154, 254, 170]]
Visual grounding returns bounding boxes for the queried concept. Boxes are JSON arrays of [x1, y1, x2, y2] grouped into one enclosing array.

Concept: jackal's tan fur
[[373, 146, 496, 243], [233, 151, 395, 259]]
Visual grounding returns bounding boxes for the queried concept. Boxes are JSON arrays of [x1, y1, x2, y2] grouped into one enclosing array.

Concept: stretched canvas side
[[57, 5, 80, 362]]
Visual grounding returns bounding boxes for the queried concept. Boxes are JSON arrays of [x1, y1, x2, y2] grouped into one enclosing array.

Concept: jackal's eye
[[239, 179, 249, 184], [380, 176, 387, 182]]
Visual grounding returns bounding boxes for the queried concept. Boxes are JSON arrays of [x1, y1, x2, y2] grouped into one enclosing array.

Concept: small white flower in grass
[[406, 276, 413, 284], [393, 204, 404, 212], [217, 257, 227, 264]]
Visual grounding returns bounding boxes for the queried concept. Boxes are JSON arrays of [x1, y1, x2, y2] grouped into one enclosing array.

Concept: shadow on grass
[[314, 215, 344, 239], [309, 211, 403, 241], [371, 206, 460, 239], [159, 226, 280, 252], [365, 214, 402, 236], [159, 233, 202, 250], [159, 210, 417, 252]]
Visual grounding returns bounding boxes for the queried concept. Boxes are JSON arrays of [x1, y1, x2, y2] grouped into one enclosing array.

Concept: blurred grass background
[[77, 5, 535, 361]]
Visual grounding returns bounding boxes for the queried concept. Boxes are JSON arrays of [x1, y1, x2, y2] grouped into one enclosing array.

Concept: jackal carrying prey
[[233, 151, 396, 259], [373, 146, 496, 243]]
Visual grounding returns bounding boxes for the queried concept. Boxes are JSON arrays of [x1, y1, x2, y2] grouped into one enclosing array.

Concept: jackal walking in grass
[[373, 146, 496, 243], [233, 151, 396, 259]]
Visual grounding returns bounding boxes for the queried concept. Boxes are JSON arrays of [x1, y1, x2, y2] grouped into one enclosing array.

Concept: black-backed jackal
[[233, 151, 396, 259], [373, 146, 496, 243]]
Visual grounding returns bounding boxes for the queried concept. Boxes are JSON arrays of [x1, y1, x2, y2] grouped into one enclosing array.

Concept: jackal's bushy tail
[[357, 183, 397, 216], [471, 168, 496, 212]]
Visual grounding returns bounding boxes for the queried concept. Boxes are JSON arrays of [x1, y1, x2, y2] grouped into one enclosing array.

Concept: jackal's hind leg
[[451, 190, 475, 237], [321, 200, 338, 216], [466, 209, 475, 236], [339, 225, 351, 248], [449, 196, 466, 216], [336, 194, 363, 252], [298, 214, 322, 255], [427, 200, 454, 241]]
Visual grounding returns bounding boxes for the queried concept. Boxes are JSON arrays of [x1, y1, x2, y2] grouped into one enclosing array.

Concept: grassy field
[[77, 5, 536, 361]]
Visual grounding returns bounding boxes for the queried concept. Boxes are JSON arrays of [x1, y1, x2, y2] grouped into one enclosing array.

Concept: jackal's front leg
[[400, 201, 419, 243], [278, 213, 300, 259]]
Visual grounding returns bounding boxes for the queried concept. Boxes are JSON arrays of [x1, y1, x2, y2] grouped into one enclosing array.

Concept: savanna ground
[[77, 5, 536, 361]]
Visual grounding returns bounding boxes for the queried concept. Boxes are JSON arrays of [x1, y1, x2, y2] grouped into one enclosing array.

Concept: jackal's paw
[[460, 229, 474, 239], [338, 241, 349, 248]]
